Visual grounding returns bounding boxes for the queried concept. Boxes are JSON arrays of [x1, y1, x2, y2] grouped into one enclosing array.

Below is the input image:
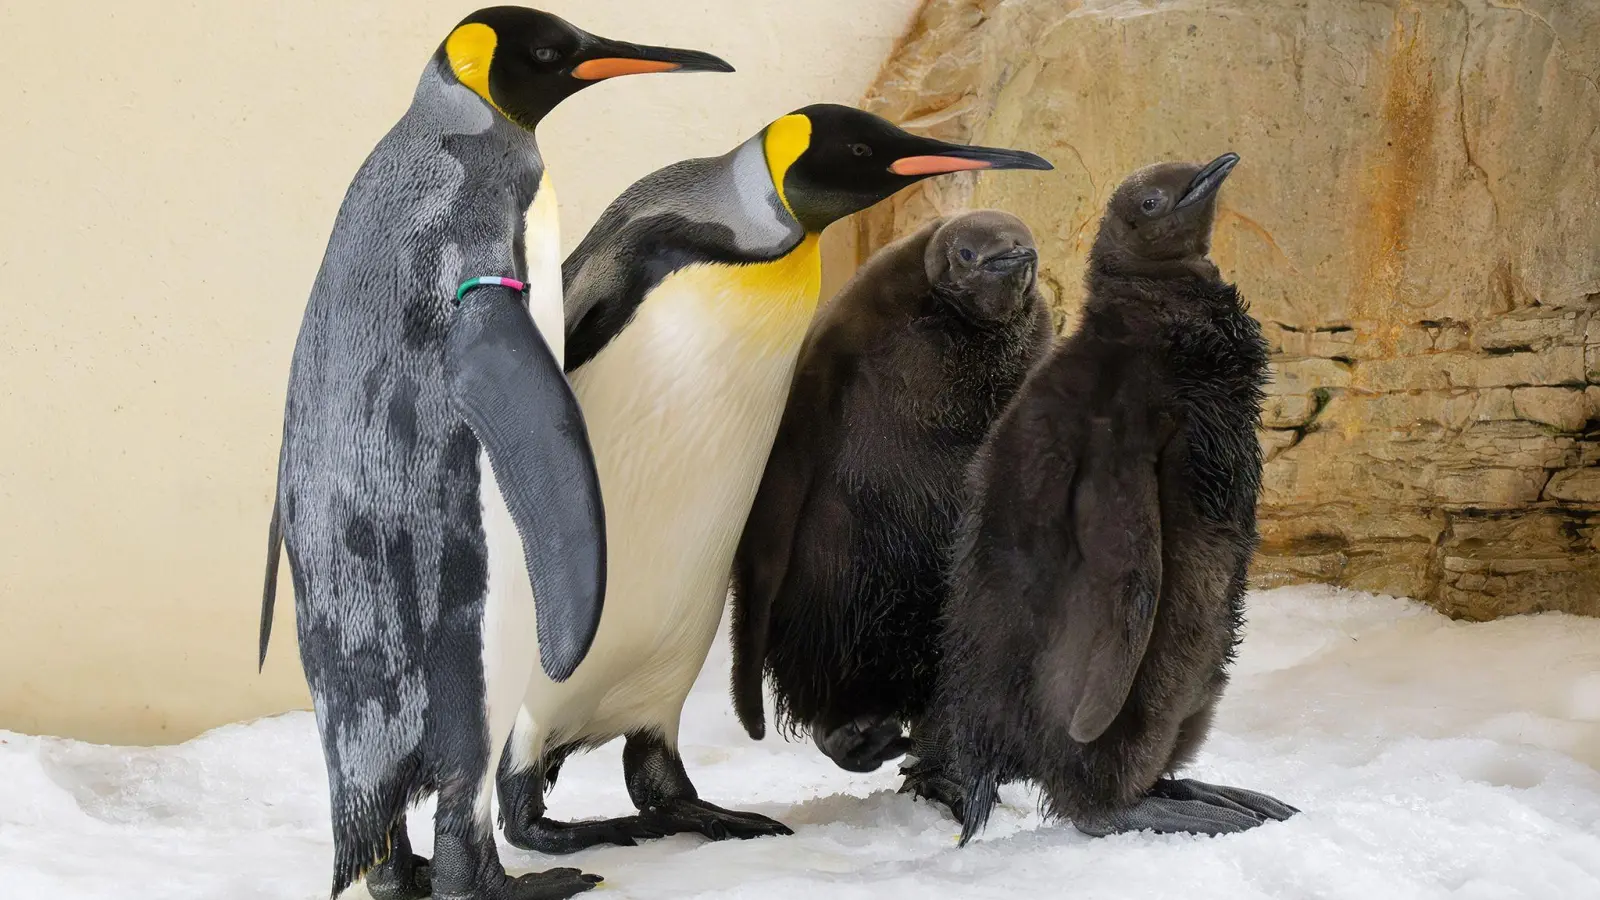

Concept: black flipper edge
[[258, 496, 282, 672]]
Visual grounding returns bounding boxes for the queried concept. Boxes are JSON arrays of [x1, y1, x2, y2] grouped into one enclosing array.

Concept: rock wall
[[846, 0, 1600, 618]]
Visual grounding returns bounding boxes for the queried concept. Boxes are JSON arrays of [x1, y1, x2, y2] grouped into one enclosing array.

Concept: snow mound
[[3, 585, 1598, 899]]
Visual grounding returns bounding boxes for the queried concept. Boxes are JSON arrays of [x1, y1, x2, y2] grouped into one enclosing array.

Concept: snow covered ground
[[3, 585, 1599, 899]]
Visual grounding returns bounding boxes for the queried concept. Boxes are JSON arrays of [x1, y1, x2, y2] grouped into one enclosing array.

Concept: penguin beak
[[888, 140, 1054, 177], [571, 39, 735, 80], [982, 246, 1038, 272], [1175, 152, 1240, 210]]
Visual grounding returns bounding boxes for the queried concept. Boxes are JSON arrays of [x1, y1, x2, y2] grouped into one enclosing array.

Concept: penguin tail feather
[[958, 773, 999, 847], [329, 770, 426, 899], [728, 570, 769, 741], [732, 678, 767, 741], [258, 496, 283, 672], [330, 818, 388, 899]]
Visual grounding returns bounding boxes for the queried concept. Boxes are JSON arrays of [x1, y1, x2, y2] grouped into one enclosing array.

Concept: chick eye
[[533, 47, 560, 63], [958, 248, 976, 262], [1141, 196, 1163, 212], [849, 143, 873, 157]]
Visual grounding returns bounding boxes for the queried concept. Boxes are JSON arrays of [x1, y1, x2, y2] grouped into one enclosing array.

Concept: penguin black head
[[763, 104, 1054, 234], [443, 6, 733, 131], [1093, 153, 1240, 264], [925, 211, 1040, 325]]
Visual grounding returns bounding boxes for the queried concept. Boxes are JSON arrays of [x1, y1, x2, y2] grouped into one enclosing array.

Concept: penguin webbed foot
[[814, 715, 913, 773], [1153, 777, 1299, 821], [639, 798, 794, 842], [503, 814, 667, 855], [897, 760, 971, 823], [429, 832, 601, 900], [1072, 778, 1298, 838], [491, 868, 603, 900]]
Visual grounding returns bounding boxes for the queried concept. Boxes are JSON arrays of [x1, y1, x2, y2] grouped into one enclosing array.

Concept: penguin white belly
[[521, 241, 822, 749], [523, 173, 566, 366], [475, 173, 564, 818]]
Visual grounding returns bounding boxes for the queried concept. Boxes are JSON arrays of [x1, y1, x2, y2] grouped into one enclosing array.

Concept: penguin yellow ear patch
[[446, 22, 502, 113], [763, 114, 812, 219]]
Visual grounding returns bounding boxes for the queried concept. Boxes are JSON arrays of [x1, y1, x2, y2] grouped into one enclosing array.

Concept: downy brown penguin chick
[[731, 211, 1052, 817], [938, 154, 1300, 843]]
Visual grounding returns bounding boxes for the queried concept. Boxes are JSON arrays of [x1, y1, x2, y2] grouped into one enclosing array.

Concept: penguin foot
[[897, 763, 969, 822], [1071, 778, 1297, 838], [501, 869, 603, 900], [430, 831, 601, 900], [367, 852, 431, 900], [503, 814, 667, 855], [814, 715, 913, 773], [441, 868, 601, 900], [639, 798, 794, 842], [1151, 778, 1299, 822]]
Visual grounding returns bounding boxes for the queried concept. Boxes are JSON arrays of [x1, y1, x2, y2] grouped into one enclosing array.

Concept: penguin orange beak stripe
[[572, 58, 684, 80], [889, 156, 995, 176]]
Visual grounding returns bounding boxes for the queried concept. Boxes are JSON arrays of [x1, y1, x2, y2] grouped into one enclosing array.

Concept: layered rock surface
[[843, 0, 1600, 618]]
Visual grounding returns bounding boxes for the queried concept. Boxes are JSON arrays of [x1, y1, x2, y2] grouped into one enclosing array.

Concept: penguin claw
[[640, 798, 794, 842], [897, 766, 969, 823]]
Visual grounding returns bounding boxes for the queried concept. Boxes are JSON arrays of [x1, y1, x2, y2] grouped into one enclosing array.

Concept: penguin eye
[[533, 47, 560, 63], [849, 143, 873, 158], [958, 248, 976, 263], [1140, 196, 1164, 214]]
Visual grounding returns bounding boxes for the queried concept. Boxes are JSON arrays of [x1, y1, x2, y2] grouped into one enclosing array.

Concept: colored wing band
[[455, 276, 529, 304]]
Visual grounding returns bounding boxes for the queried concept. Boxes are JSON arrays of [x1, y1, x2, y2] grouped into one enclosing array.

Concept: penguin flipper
[[730, 341, 845, 740], [258, 496, 282, 672], [1055, 416, 1165, 745], [730, 401, 818, 740], [446, 286, 606, 683]]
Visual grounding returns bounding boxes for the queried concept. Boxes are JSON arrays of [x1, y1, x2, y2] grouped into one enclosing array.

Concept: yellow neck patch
[[762, 114, 812, 223], [445, 23, 504, 115], [743, 232, 822, 303], [662, 233, 824, 358]]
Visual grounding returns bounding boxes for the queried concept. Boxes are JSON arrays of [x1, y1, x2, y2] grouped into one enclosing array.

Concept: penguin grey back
[[562, 135, 804, 369]]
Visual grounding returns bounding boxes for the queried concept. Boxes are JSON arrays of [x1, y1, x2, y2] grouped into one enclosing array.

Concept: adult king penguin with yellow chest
[[491, 104, 1053, 853], [259, 8, 729, 899]]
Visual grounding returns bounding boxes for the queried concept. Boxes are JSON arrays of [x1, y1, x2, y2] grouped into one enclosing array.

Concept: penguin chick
[[730, 211, 1052, 820], [260, 8, 729, 900], [939, 154, 1300, 844]]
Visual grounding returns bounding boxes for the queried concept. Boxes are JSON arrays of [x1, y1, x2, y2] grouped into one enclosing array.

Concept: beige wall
[[0, 0, 920, 745]]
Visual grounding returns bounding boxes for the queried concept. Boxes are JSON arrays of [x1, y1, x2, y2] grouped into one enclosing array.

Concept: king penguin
[[257, 8, 730, 899], [491, 104, 1054, 854], [937, 154, 1300, 844], [730, 211, 1054, 819]]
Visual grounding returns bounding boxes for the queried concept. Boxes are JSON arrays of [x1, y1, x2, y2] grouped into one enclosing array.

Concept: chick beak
[[982, 246, 1039, 272], [1175, 152, 1240, 210]]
